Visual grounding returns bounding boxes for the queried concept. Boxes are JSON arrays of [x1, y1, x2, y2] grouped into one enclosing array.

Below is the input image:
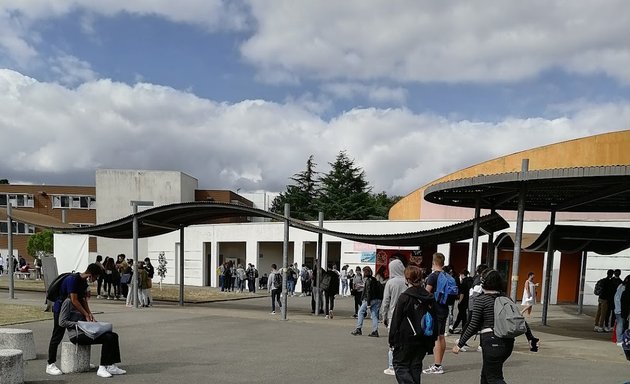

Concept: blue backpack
[[434, 272, 459, 305]]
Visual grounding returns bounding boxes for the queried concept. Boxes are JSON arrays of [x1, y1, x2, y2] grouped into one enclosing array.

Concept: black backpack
[[45, 272, 74, 302], [273, 272, 283, 290], [402, 293, 438, 347]]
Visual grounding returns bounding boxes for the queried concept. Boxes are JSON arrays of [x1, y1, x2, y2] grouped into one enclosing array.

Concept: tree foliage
[[0, 179, 8, 184], [271, 155, 319, 220], [271, 152, 401, 220], [27, 230, 54, 257]]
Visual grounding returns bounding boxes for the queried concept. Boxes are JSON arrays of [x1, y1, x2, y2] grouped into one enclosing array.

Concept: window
[[0, 193, 35, 207], [51, 194, 96, 210], [0, 221, 35, 234]]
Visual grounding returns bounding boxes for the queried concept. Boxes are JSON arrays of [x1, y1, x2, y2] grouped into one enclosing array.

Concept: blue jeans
[[356, 299, 381, 332], [287, 279, 295, 294], [616, 313, 626, 343]]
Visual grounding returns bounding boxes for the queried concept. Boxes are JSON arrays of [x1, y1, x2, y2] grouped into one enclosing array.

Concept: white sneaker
[[383, 368, 395, 375], [46, 363, 63, 376], [97, 366, 112, 378], [422, 365, 444, 374], [106, 365, 126, 375], [459, 345, 469, 352], [477, 345, 483, 352], [617, 342, 623, 347], [270, 311, 276, 314]]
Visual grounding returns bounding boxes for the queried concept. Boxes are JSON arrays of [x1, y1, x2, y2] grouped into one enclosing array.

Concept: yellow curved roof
[[389, 130, 630, 220]]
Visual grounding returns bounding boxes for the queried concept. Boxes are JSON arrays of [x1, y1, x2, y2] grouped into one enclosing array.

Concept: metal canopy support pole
[[541, 211, 556, 326], [486, 209, 496, 269], [281, 204, 290, 320], [132, 214, 139, 308], [315, 212, 323, 316], [470, 198, 481, 273], [7, 203, 14, 299], [509, 159, 529, 302], [179, 226, 185, 307], [577, 250, 588, 315], [493, 243, 499, 270]]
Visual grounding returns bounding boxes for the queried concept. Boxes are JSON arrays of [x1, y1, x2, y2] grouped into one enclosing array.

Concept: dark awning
[[522, 225, 630, 255], [493, 232, 542, 251], [424, 166, 630, 212], [37, 201, 509, 247]]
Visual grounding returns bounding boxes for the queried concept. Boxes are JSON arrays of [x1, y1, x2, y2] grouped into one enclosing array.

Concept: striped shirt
[[458, 293, 498, 347]]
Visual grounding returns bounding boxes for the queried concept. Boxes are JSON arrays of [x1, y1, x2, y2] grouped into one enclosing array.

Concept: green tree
[[0, 179, 8, 184], [317, 151, 374, 220], [27, 229, 54, 257], [368, 191, 402, 219], [271, 155, 319, 220]]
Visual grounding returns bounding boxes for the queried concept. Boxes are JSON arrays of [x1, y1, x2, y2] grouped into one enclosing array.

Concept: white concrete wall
[[143, 218, 630, 307], [95, 169, 198, 258]]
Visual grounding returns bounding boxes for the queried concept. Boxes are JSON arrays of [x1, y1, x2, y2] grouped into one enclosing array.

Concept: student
[[422, 252, 449, 374], [520, 272, 539, 317], [59, 297, 126, 378], [46, 263, 103, 376], [351, 266, 382, 337], [389, 265, 435, 384], [268, 264, 282, 314], [381, 257, 407, 376], [453, 269, 515, 383]]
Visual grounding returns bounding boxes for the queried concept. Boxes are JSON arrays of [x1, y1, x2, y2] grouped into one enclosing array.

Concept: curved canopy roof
[[494, 225, 630, 255], [424, 166, 630, 212], [9, 201, 509, 247]]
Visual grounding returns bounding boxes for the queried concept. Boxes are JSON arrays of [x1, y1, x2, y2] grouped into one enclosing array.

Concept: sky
[[1, 1, 629, 196]]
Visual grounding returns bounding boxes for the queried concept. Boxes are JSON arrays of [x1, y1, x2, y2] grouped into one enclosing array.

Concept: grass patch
[[0, 276, 266, 303], [0, 303, 52, 326]]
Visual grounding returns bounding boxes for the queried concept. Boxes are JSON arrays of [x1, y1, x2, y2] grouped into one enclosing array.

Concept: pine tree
[[317, 151, 374, 220], [270, 155, 319, 220]]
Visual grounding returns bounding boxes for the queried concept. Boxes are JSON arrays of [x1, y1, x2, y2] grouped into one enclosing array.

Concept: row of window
[[0, 194, 35, 207], [0, 193, 97, 210], [52, 195, 96, 209], [0, 221, 35, 235]]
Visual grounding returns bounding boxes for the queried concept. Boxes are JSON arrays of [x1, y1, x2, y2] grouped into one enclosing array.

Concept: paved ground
[[1, 289, 629, 383]]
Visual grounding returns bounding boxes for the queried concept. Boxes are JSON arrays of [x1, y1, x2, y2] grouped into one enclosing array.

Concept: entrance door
[[557, 252, 581, 303]]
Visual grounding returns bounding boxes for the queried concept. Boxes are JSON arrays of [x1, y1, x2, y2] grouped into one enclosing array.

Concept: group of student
[[219, 261, 259, 293], [593, 268, 630, 345], [376, 252, 540, 384], [95, 254, 155, 307], [0, 254, 42, 278]]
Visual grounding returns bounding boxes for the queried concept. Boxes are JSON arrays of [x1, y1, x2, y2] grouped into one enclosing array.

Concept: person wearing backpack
[[453, 269, 519, 384], [46, 263, 103, 376], [422, 252, 456, 375], [388, 264, 436, 384], [323, 267, 340, 319], [268, 264, 282, 314]]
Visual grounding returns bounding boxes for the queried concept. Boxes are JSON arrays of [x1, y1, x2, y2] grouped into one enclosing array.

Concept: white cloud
[[49, 54, 98, 86], [241, 0, 630, 84], [321, 83, 408, 104], [0, 69, 624, 196]]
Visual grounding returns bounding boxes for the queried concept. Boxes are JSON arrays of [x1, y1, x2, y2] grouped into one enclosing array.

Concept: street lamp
[[130, 200, 153, 309]]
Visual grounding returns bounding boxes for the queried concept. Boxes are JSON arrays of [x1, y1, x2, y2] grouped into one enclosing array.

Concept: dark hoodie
[[388, 285, 436, 350]]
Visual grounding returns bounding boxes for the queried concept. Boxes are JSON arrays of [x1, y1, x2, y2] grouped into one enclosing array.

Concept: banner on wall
[[375, 249, 423, 279]]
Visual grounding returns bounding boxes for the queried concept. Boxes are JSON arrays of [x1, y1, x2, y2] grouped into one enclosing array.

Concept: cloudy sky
[[1, 1, 629, 196]]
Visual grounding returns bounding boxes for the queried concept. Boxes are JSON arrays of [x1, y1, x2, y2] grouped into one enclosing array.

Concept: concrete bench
[[0, 349, 24, 384], [13, 272, 30, 280], [0, 329, 35, 360], [60, 342, 91, 373]]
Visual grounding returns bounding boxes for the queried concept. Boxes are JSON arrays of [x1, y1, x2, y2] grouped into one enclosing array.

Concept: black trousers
[[324, 292, 335, 315], [453, 302, 468, 330], [392, 344, 427, 384], [47, 311, 65, 364], [271, 289, 282, 312], [70, 332, 121, 366], [479, 333, 514, 384], [353, 291, 362, 315]]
